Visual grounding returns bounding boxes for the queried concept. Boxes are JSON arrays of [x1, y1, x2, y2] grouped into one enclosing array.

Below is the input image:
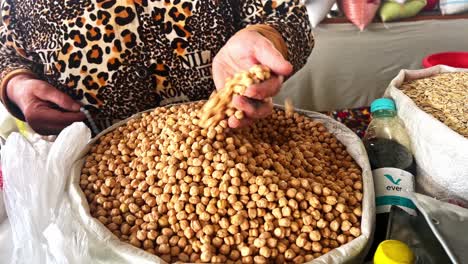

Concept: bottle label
[[373, 168, 416, 215]]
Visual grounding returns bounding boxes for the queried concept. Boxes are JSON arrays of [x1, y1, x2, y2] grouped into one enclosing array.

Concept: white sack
[[440, 0, 468, 15], [69, 105, 374, 264], [384, 66, 468, 202], [0, 180, 5, 223], [305, 0, 335, 27]]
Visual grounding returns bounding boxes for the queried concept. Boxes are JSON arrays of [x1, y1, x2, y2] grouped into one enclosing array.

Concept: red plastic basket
[[422, 52, 468, 69]]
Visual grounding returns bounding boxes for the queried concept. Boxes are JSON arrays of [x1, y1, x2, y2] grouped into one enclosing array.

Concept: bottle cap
[[370, 98, 396, 113], [374, 240, 415, 264]]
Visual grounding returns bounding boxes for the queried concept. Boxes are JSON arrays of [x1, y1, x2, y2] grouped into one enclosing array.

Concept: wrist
[[243, 24, 288, 60], [6, 73, 34, 106], [0, 70, 36, 120]]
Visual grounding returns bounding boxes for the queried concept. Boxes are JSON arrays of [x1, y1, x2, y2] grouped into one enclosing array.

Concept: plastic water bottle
[[363, 98, 417, 256]]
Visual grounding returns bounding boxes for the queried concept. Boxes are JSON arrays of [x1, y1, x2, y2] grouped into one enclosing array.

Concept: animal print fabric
[[0, 0, 313, 129]]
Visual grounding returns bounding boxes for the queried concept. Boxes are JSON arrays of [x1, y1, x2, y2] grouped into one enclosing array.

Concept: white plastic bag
[[69, 105, 375, 264], [384, 66, 468, 202], [1, 123, 92, 264], [305, 0, 335, 27], [440, 0, 468, 15], [0, 171, 5, 222]]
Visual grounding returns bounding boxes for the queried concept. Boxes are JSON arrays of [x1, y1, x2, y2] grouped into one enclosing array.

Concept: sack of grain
[[384, 66, 468, 203], [66, 103, 374, 264]]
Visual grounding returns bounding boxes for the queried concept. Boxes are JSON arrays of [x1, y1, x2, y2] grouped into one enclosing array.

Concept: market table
[[274, 17, 468, 112]]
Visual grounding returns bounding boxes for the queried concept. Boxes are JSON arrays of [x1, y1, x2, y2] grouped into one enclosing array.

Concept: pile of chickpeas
[[80, 102, 363, 264]]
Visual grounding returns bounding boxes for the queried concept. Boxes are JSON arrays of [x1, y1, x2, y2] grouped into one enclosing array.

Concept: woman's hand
[[212, 29, 293, 128], [6, 74, 85, 135]]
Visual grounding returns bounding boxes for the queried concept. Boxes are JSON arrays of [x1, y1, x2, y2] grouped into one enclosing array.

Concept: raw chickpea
[[254, 238, 267, 248], [348, 213, 359, 224], [336, 234, 347, 245], [274, 227, 285, 239], [277, 242, 288, 254], [281, 206, 292, 217], [107, 222, 118, 231], [285, 249, 296, 260], [325, 196, 338, 205], [129, 236, 141, 248], [143, 239, 154, 250], [335, 203, 346, 213], [136, 230, 147, 241], [309, 230, 321, 242], [317, 219, 328, 229], [254, 256, 267, 264], [350, 227, 361, 237], [353, 207, 362, 217], [341, 220, 352, 232], [278, 218, 291, 227], [200, 251, 212, 262], [239, 245, 251, 257], [330, 239, 339, 248], [330, 219, 341, 232], [323, 204, 333, 213], [295, 234, 307, 248], [311, 210, 321, 221], [312, 241, 323, 253], [267, 237, 278, 248], [259, 246, 272, 258]]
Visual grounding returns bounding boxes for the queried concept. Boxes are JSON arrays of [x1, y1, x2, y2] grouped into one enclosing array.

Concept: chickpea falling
[[80, 72, 363, 264]]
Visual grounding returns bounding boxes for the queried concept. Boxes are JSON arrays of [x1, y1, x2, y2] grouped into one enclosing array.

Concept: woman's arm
[[0, 1, 84, 135], [0, 1, 43, 119]]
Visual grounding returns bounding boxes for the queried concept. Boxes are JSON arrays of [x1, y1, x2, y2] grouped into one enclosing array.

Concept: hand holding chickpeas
[[212, 29, 293, 128]]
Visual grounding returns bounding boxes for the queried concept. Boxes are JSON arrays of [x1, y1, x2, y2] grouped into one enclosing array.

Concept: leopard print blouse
[[0, 0, 313, 129]]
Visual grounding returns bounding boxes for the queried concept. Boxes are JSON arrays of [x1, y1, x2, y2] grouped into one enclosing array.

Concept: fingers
[[23, 101, 86, 135], [229, 96, 274, 128], [232, 95, 273, 119], [34, 83, 81, 112], [243, 75, 284, 100], [254, 37, 293, 77], [228, 116, 253, 129]]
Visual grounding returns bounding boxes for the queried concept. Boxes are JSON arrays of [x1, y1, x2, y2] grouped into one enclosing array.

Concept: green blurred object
[[380, 0, 427, 22]]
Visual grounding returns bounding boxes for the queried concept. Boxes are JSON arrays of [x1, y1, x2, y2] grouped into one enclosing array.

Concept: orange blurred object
[[340, 0, 381, 31]]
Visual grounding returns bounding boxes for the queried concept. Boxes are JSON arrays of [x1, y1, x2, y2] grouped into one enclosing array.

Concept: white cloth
[[275, 19, 468, 111]]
